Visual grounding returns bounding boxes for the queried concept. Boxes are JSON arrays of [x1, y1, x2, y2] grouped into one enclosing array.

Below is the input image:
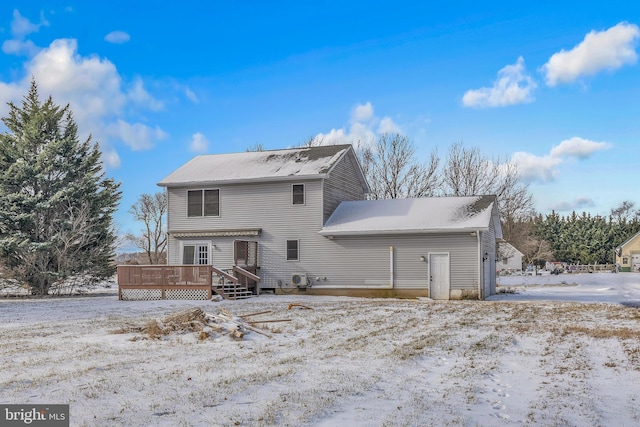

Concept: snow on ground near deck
[[1, 274, 640, 426]]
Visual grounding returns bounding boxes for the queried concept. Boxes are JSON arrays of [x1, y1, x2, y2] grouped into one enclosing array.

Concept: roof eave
[[158, 173, 327, 188], [319, 226, 489, 238]]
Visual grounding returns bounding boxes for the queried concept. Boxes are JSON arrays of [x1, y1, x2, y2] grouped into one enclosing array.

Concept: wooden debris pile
[[113, 307, 292, 341]]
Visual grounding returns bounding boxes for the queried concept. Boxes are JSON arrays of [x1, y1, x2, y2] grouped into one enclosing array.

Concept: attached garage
[[317, 195, 502, 300]]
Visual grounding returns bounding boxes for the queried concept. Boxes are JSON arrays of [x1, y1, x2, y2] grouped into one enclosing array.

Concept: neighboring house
[[157, 144, 502, 300], [496, 241, 523, 272], [616, 231, 640, 272]]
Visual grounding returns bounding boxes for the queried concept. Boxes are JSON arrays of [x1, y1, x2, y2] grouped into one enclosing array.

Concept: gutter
[[319, 227, 488, 238]]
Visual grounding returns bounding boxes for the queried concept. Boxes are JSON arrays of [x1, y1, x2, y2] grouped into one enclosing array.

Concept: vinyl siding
[[167, 179, 329, 289], [167, 177, 482, 292], [323, 152, 367, 223], [302, 233, 479, 291], [481, 218, 498, 297]]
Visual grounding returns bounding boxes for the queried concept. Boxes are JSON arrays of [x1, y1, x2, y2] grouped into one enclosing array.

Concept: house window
[[182, 243, 210, 265], [292, 184, 305, 205], [623, 257, 629, 264], [286, 240, 299, 261], [187, 189, 219, 217]]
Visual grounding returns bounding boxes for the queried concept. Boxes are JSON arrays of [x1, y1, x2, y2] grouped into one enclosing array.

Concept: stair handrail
[[233, 265, 260, 296], [232, 265, 260, 283], [211, 266, 238, 284]]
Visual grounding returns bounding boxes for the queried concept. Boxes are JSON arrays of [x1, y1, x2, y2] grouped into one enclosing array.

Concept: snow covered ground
[[495, 271, 640, 305], [1, 273, 640, 426]]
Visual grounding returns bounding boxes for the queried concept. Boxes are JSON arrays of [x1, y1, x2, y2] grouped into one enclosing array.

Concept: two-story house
[[156, 144, 501, 299]]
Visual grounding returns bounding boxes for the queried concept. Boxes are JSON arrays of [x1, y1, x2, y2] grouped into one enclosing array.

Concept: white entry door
[[430, 253, 450, 300]]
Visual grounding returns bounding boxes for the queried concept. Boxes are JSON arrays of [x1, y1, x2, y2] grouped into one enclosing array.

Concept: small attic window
[[292, 184, 305, 205]]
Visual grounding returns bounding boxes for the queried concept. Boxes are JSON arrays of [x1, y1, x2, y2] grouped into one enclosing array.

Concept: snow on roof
[[320, 195, 498, 236], [158, 145, 352, 186], [498, 241, 524, 255]]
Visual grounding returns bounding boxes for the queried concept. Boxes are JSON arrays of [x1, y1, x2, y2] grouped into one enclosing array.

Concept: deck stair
[[211, 266, 258, 300]]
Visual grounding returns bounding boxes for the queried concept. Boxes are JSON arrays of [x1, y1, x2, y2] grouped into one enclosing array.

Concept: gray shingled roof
[[158, 144, 354, 187]]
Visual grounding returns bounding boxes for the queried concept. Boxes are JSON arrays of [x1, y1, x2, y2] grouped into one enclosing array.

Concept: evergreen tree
[[533, 209, 640, 265], [0, 80, 121, 294]]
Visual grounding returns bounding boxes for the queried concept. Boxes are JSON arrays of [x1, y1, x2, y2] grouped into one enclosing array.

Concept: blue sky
[[0, 1, 639, 241]]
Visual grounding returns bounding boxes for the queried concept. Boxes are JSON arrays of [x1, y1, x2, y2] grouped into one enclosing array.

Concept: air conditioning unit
[[291, 273, 307, 287]]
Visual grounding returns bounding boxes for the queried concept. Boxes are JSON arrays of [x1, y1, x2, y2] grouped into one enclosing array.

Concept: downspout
[[390, 245, 394, 288], [476, 230, 483, 299], [165, 186, 170, 265]]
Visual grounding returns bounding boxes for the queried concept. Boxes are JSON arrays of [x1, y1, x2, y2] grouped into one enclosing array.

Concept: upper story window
[[292, 184, 305, 205], [187, 189, 220, 217]]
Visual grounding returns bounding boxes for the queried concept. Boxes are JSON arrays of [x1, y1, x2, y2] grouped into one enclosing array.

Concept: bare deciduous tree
[[125, 192, 167, 264], [442, 142, 535, 244], [298, 135, 324, 148], [363, 133, 440, 199], [518, 221, 554, 268], [246, 143, 266, 152], [610, 200, 639, 223]]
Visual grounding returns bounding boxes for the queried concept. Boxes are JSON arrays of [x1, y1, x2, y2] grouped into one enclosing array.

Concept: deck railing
[[117, 265, 213, 300]]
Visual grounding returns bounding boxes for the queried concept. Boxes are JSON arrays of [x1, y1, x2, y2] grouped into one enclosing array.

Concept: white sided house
[[496, 241, 524, 273], [156, 144, 502, 300]]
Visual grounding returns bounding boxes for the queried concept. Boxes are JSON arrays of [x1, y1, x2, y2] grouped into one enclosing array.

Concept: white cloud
[[104, 31, 130, 44], [511, 151, 563, 182], [185, 87, 199, 103], [377, 117, 401, 134], [315, 102, 401, 146], [543, 22, 640, 86], [2, 10, 49, 57], [107, 120, 167, 151], [462, 57, 536, 108], [0, 81, 24, 111], [10, 9, 48, 38], [551, 197, 596, 212], [512, 136, 612, 183], [550, 137, 612, 159], [2, 39, 40, 56], [28, 39, 126, 123], [0, 35, 168, 168], [190, 132, 208, 153], [351, 102, 374, 122], [128, 78, 163, 111], [101, 148, 122, 169]]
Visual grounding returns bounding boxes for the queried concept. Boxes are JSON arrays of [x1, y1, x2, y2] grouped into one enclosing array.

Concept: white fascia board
[[158, 174, 327, 187], [319, 227, 488, 237]]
